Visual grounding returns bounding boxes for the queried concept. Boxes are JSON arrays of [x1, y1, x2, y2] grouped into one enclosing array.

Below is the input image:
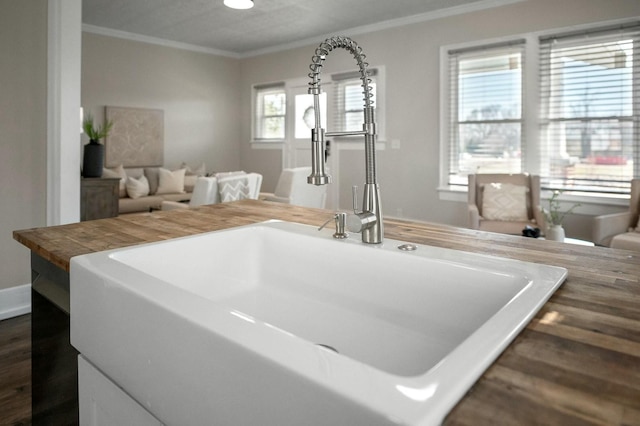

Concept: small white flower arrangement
[[541, 190, 581, 226]]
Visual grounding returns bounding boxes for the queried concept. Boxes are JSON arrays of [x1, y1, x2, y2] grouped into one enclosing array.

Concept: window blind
[[447, 40, 525, 186], [539, 22, 640, 194], [331, 69, 377, 134], [254, 83, 286, 140]]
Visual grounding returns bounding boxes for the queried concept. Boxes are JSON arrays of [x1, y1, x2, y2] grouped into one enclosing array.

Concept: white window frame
[[538, 26, 639, 195], [330, 66, 386, 141], [252, 83, 286, 143], [251, 67, 386, 148], [439, 18, 637, 210], [443, 40, 526, 188]]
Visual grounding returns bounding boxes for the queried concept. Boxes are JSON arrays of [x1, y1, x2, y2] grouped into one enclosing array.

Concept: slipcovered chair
[[592, 179, 640, 250], [468, 173, 545, 235], [161, 176, 218, 211], [161, 173, 262, 211], [264, 167, 327, 208]]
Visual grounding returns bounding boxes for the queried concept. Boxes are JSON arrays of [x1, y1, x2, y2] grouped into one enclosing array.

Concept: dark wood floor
[[0, 314, 31, 426]]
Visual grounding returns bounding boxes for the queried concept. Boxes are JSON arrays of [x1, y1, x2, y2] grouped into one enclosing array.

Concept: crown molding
[[82, 0, 525, 59], [82, 24, 242, 59], [239, 0, 526, 58]]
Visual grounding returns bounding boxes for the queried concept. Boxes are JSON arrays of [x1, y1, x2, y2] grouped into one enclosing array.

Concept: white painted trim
[[250, 140, 285, 149], [48, 0, 82, 226], [437, 186, 630, 216], [0, 285, 31, 321], [47, 0, 62, 226], [438, 16, 640, 204]]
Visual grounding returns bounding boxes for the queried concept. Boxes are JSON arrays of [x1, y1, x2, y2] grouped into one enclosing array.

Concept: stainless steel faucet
[[306, 36, 383, 244]]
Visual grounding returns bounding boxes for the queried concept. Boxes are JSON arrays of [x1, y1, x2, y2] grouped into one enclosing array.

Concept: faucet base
[[361, 183, 383, 244]]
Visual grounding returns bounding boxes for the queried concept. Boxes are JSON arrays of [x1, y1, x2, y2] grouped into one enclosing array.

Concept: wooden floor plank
[[0, 314, 31, 426]]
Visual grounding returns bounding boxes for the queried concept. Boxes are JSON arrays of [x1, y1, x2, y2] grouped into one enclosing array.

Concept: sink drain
[[316, 343, 339, 354]]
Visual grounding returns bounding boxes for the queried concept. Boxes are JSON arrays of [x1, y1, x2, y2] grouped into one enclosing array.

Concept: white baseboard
[[0, 284, 31, 321]]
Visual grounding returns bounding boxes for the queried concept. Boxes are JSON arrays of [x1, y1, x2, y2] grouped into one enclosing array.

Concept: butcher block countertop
[[13, 200, 640, 425]]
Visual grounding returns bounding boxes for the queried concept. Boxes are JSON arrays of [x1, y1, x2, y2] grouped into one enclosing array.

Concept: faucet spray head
[[307, 128, 332, 185], [307, 88, 332, 185]]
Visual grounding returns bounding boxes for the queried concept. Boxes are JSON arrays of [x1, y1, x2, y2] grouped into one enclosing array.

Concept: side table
[[81, 178, 119, 221]]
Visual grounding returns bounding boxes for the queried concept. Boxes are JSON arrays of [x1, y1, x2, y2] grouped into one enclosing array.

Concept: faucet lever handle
[[352, 185, 359, 214]]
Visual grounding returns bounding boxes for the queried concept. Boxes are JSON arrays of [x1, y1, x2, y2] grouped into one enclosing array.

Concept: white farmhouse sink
[[70, 220, 567, 425]]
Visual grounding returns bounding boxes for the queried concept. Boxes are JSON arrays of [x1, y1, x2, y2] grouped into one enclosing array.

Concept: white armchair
[[264, 167, 327, 208], [161, 176, 218, 211], [217, 172, 262, 202], [468, 173, 545, 235], [161, 173, 262, 211], [592, 179, 640, 250]]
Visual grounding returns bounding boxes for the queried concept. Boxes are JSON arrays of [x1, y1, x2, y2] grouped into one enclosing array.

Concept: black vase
[[82, 140, 104, 178]]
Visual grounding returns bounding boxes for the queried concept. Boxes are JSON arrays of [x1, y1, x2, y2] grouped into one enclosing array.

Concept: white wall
[[0, 0, 48, 292], [2, 0, 639, 299], [238, 0, 640, 240], [82, 33, 242, 172]]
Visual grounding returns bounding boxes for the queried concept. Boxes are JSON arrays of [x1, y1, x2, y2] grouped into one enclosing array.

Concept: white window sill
[[250, 140, 284, 149], [250, 139, 387, 150], [438, 185, 630, 215], [437, 186, 468, 202]]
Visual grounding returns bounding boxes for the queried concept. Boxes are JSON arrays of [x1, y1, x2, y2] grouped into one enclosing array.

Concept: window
[[446, 42, 525, 186], [254, 84, 286, 140], [539, 24, 639, 194], [331, 69, 378, 134], [442, 20, 640, 197], [252, 70, 385, 146]]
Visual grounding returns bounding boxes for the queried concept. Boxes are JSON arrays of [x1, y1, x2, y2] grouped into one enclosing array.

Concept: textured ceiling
[[82, 0, 509, 56]]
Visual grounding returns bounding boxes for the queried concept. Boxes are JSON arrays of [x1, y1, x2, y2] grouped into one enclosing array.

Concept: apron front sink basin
[[71, 220, 567, 425]]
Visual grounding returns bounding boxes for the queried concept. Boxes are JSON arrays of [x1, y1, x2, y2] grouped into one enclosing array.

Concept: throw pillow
[[218, 175, 250, 202], [482, 183, 529, 221], [184, 174, 198, 192], [102, 164, 127, 198], [125, 175, 150, 199], [180, 162, 207, 176], [156, 168, 186, 194], [144, 168, 161, 195]]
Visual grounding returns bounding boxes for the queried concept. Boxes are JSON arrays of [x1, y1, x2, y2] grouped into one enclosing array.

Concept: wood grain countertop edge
[[12, 200, 640, 425]]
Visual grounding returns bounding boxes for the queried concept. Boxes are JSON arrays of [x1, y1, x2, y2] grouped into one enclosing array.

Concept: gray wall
[[239, 0, 640, 239], [82, 33, 242, 172], [0, 0, 48, 291], [2, 0, 639, 295]]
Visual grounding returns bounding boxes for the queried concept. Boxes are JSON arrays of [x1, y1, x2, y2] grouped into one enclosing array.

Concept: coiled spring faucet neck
[[308, 36, 374, 109], [306, 36, 383, 244]]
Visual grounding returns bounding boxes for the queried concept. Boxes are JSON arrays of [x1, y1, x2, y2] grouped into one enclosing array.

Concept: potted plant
[[82, 114, 113, 178], [541, 190, 581, 241]]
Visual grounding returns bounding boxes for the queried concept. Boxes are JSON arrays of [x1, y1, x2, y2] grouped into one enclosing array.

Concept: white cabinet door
[[78, 355, 164, 426]]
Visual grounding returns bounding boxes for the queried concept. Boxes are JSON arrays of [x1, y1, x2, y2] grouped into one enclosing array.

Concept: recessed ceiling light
[[224, 0, 254, 9]]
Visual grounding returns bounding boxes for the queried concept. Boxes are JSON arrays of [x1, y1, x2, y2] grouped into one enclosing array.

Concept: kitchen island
[[13, 200, 640, 425]]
